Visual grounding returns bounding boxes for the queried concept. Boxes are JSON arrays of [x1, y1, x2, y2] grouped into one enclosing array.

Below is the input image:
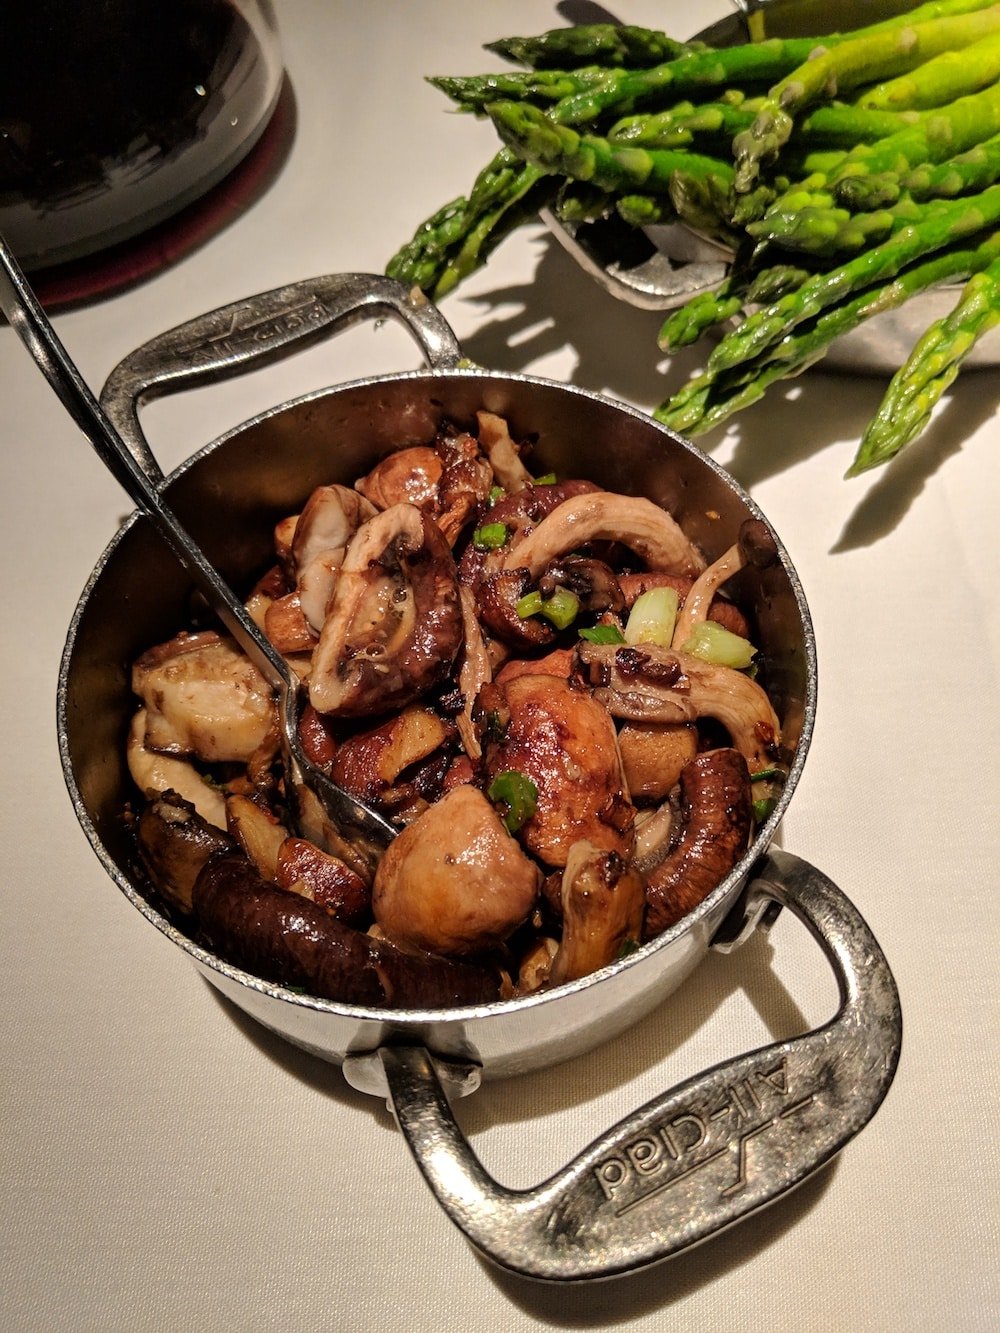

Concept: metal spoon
[[0, 235, 396, 876]]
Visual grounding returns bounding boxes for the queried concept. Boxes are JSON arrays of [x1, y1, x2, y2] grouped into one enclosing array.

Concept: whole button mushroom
[[372, 785, 541, 957]]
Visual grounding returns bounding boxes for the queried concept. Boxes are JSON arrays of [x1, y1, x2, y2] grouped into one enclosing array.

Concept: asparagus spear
[[708, 182, 1000, 372], [748, 200, 906, 257], [905, 130, 1000, 198], [616, 194, 672, 226], [858, 28, 1000, 108], [848, 252, 1000, 472], [657, 229, 1000, 435], [485, 24, 701, 71], [783, 128, 1000, 228], [658, 278, 745, 350], [432, 37, 838, 123], [732, 7, 1000, 190], [831, 81, 1000, 208], [484, 100, 735, 198], [386, 149, 553, 296]]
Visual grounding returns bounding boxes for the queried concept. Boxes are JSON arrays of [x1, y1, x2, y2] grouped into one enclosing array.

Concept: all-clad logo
[[594, 1059, 816, 1214], [182, 294, 330, 363]]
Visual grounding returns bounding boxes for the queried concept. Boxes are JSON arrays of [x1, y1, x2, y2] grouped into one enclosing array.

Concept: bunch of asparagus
[[386, 1, 1000, 477]]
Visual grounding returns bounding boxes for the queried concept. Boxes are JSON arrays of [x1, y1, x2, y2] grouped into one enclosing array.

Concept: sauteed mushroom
[[128, 410, 785, 1010]]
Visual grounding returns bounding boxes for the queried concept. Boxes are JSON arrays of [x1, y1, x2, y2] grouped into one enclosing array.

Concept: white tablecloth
[[2, 3, 998, 1329]]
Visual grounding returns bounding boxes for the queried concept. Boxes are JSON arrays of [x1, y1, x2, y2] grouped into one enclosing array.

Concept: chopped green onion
[[532, 472, 557, 485], [541, 587, 580, 629], [750, 766, 786, 783], [472, 521, 509, 550], [487, 484, 505, 505], [516, 590, 543, 619], [516, 586, 581, 630], [579, 623, 626, 645], [680, 621, 757, 669], [624, 586, 679, 647], [487, 770, 538, 834], [752, 797, 777, 824]]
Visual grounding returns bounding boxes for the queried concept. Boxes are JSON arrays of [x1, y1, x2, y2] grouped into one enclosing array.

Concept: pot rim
[[58, 363, 817, 1029]]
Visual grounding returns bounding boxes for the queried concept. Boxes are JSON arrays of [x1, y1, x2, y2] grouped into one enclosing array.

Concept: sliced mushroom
[[500, 491, 706, 582], [290, 485, 377, 631], [131, 630, 276, 764], [671, 518, 778, 649], [576, 642, 781, 772], [644, 748, 753, 938], [225, 793, 289, 881], [291, 484, 377, 576], [455, 586, 492, 761], [274, 837, 370, 925], [372, 785, 542, 957], [127, 710, 228, 829], [476, 410, 534, 492], [481, 673, 634, 868], [309, 503, 463, 718], [548, 842, 646, 986]]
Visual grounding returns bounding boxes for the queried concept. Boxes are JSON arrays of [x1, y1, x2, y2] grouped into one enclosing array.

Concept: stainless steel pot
[[58, 273, 901, 1282]]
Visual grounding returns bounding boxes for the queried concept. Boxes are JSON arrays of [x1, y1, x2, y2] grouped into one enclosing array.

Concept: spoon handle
[[0, 234, 290, 691]]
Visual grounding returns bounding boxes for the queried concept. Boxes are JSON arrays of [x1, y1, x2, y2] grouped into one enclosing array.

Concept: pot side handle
[[375, 848, 902, 1282], [99, 273, 463, 481]]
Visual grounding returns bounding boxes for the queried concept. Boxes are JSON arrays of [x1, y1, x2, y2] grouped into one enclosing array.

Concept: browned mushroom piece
[[644, 748, 753, 938], [501, 490, 706, 582], [355, 446, 444, 512], [547, 842, 646, 987], [263, 589, 317, 655], [435, 427, 494, 544], [477, 566, 558, 651], [616, 720, 699, 804], [494, 645, 576, 686], [328, 705, 456, 819], [475, 410, 534, 493], [274, 837, 371, 926], [481, 672, 634, 868], [575, 642, 781, 773], [671, 517, 778, 649], [372, 785, 542, 957], [537, 555, 624, 615], [308, 503, 463, 718], [131, 630, 277, 763]]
